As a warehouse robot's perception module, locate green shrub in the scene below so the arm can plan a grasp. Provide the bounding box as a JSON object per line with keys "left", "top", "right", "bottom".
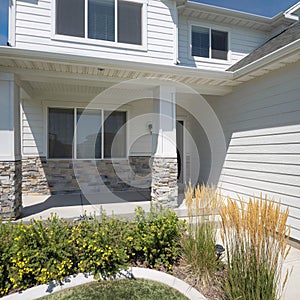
{"left": 0, "top": 220, "right": 14, "bottom": 295}
{"left": 71, "top": 214, "right": 129, "bottom": 278}
{"left": 0, "top": 206, "right": 185, "bottom": 296}
{"left": 8, "top": 216, "right": 75, "bottom": 290}
{"left": 128, "top": 205, "right": 185, "bottom": 271}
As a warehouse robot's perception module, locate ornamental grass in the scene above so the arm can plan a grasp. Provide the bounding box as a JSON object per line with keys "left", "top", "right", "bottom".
{"left": 220, "top": 195, "right": 291, "bottom": 300}
{"left": 182, "top": 182, "right": 223, "bottom": 286}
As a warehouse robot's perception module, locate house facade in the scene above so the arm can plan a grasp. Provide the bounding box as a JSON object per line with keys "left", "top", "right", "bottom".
{"left": 0, "top": 0, "right": 300, "bottom": 239}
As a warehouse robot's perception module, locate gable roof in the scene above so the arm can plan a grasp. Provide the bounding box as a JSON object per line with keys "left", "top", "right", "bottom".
{"left": 228, "top": 21, "right": 300, "bottom": 71}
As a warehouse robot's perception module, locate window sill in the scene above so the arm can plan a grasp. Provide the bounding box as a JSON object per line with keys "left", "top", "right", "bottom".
{"left": 51, "top": 34, "right": 148, "bottom": 52}
{"left": 190, "top": 55, "right": 232, "bottom": 65}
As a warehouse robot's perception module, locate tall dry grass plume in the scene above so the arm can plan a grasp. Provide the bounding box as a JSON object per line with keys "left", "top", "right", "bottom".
{"left": 221, "top": 195, "right": 291, "bottom": 300}
{"left": 182, "top": 182, "right": 223, "bottom": 286}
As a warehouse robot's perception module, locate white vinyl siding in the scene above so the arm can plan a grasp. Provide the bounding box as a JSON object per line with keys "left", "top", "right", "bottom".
{"left": 178, "top": 15, "right": 268, "bottom": 70}
{"left": 15, "top": 0, "right": 176, "bottom": 65}
{"left": 21, "top": 99, "right": 44, "bottom": 156}
{"left": 208, "top": 61, "right": 300, "bottom": 241}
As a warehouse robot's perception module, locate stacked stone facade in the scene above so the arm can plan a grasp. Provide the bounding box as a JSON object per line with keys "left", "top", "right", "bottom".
{"left": 151, "top": 157, "right": 178, "bottom": 208}
{"left": 0, "top": 155, "right": 179, "bottom": 218}
{"left": 0, "top": 161, "right": 22, "bottom": 219}
{"left": 22, "top": 156, "right": 151, "bottom": 195}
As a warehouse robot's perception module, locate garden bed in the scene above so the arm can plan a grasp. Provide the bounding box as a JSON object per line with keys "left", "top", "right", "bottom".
{"left": 0, "top": 186, "right": 291, "bottom": 300}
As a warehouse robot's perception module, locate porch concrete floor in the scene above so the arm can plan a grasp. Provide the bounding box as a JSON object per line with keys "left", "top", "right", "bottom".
{"left": 21, "top": 191, "right": 151, "bottom": 222}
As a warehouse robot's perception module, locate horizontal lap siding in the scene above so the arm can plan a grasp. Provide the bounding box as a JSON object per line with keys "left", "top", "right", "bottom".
{"left": 178, "top": 15, "right": 267, "bottom": 70}
{"left": 22, "top": 99, "right": 44, "bottom": 156}
{"left": 15, "top": 0, "right": 176, "bottom": 65}
{"left": 210, "top": 61, "right": 300, "bottom": 241}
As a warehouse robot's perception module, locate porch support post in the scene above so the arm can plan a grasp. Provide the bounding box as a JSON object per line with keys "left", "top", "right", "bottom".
{"left": 0, "top": 73, "right": 22, "bottom": 219}
{"left": 151, "top": 84, "right": 178, "bottom": 208}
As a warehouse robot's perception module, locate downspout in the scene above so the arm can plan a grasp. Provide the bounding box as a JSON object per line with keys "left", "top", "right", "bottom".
{"left": 174, "top": 0, "right": 187, "bottom": 65}
{"left": 8, "top": 0, "right": 16, "bottom": 47}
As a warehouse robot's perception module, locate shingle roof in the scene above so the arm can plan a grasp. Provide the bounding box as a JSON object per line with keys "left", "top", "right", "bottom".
{"left": 227, "top": 21, "right": 300, "bottom": 72}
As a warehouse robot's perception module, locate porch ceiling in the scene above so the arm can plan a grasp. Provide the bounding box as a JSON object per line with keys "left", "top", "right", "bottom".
{"left": 0, "top": 54, "right": 235, "bottom": 97}
{"left": 0, "top": 45, "right": 300, "bottom": 98}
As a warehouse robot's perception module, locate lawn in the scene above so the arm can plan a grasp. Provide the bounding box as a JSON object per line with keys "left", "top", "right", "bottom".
{"left": 39, "top": 279, "right": 189, "bottom": 300}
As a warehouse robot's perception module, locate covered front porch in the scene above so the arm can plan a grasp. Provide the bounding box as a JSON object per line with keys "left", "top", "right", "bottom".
{"left": 0, "top": 49, "right": 234, "bottom": 219}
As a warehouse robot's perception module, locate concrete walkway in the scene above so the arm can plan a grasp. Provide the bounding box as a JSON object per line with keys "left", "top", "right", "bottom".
{"left": 21, "top": 191, "right": 151, "bottom": 221}
{"left": 282, "top": 246, "right": 300, "bottom": 300}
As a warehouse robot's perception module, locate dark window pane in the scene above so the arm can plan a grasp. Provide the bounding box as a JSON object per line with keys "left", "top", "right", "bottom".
{"left": 56, "top": 0, "right": 85, "bottom": 37}
{"left": 104, "top": 111, "right": 126, "bottom": 158}
{"left": 48, "top": 108, "right": 74, "bottom": 158}
{"left": 88, "top": 0, "right": 115, "bottom": 41}
{"left": 76, "top": 109, "right": 102, "bottom": 159}
{"left": 212, "top": 29, "right": 228, "bottom": 60}
{"left": 118, "top": 1, "right": 142, "bottom": 45}
{"left": 191, "top": 26, "right": 209, "bottom": 58}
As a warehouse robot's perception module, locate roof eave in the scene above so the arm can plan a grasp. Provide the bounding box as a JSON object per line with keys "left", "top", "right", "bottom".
{"left": 232, "top": 39, "right": 300, "bottom": 79}
{"left": 0, "top": 46, "right": 232, "bottom": 80}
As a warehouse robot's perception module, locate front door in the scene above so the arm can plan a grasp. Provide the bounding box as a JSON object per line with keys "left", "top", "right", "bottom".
{"left": 176, "top": 120, "right": 184, "bottom": 184}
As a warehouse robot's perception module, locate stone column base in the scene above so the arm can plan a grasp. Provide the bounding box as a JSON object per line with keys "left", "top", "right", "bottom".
{"left": 151, "top": 157, "right": 178, "bottom": 208}
{"left": 0, "top": 161, "right": 22, "bottom": 219}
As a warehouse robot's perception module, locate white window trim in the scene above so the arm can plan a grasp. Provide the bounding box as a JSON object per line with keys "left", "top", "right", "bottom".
{"left": 45, "top": 104, "right": 128, "bottom": 160}
{"left": 188, "top": 21, "right": 232, "bottom": 64}
{"left": 51, "top": 0, "right": 148, "bottom": 51}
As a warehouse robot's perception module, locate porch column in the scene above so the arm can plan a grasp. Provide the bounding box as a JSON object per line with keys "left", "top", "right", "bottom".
{"left": 151, "top": 84, "right": 178, "bottom": 208}
{"left": 0, "top": 73, "right": 22, "bottom": 219}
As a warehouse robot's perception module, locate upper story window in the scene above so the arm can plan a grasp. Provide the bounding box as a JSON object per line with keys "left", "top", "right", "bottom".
{"left": 191, "top": 25, "right": 228, "bottom": 60}
{"left": 56, "top": 0, "right": 142, "bottom": 45}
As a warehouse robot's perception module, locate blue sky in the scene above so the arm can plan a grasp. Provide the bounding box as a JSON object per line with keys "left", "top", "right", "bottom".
{"left": 194, "top": 0, "right": 299, "bottom": 17}
{"left": 0, "top": 0, "right": 9, "bottom": 46}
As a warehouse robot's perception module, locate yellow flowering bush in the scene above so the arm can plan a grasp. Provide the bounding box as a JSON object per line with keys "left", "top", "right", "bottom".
{"left": 71, "top": 214, "right": 129, "bottom": 279}
{"left": 8, "top": 216, "right": 75, "bottom": 291}
{"left": 0, "top": 220, "right": 14, "bottom": 296}
{"left": 0, "top": 206, "right": 185, "bottom": 296}
{"left": 128, "top": 205, "right": 186, "bottom": 271}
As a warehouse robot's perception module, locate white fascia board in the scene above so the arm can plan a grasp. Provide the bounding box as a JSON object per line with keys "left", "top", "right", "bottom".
{"left": 232, "top": 39, "right": 300, "bottom": 79}
{"left": 284, "top": 1, "right": 300, "bottom": 21}
{"left": 0, "top": 47, "right": 232, "bottom": 81}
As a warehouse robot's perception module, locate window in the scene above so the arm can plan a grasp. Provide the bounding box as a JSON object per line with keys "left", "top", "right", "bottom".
{"left": 191, "top": 25, "right": 228, "bottom": 60}
{"left": 56, "top": 0, "right": 85, "bottom": 37}
{"left": 48, "top": 108, "right": 126, "bottom": 159}
{"left": 48, "top": 108, "right": 74, "bottom": 158}
{"left": 104, "top": 111, "right": 126, "bottom": 158}
{"left": 76, "top": 109, "right": 102, "bottom": 159}
{"left": 56, "top": 0, "right": 143, "bottom": 45}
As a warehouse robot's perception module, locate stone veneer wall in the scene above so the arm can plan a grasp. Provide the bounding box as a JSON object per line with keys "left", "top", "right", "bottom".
{"left": 0, "top": 161, "right": 22, "bottom": 218}
{"left": 22, "top": 156, "right": 151, "bottom": 195}
{"left": 151, "top": 157, "right": 178, "bottom": 208}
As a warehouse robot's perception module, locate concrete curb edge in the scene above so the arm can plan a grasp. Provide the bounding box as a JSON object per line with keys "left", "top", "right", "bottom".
{"left": 1, "top": 267, "right": 207, "bottom": 300}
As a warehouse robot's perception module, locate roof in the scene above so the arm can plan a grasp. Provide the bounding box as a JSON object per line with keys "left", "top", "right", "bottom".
{"left": 228, "top": 21, "right": 300, "bottom": 71}
{"left": 181, "top": 1, "right": 295, "bottom": 32}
